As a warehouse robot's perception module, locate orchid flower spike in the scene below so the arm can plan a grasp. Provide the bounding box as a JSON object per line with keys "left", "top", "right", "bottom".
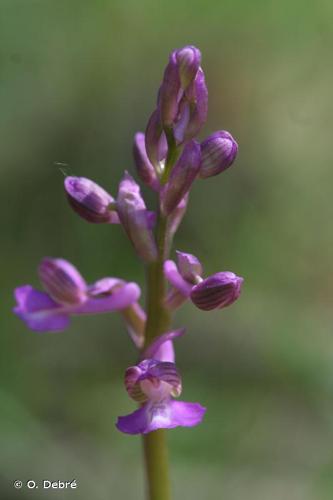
{"left": 116, "top": 329, "right": 205, "bottom": 434}
{"left": 164, "top": 251, "right": 244, "bottom": 311}
{"left": 13, "top": 258, "right": 141, "bottom": 333}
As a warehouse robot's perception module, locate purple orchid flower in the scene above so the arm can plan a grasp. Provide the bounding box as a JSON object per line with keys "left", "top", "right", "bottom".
{"left": 13, "top": 258, "right": 141, "bottom": 333}
{"left": 164, "top": 251, "right": 244, "bottom": 311}
{"left": 116, "top": 329, "right": 205, "bottom": 434}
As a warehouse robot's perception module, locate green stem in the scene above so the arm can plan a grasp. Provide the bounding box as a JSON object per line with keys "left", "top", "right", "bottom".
{"left": 142, "top": 134, "right": 180, "bottom": 500}
{"left": 142, "top": 213, "right": 172, "bottom": 500}
{"left": 143, "top": 429, "right": 171, "bottom": 500}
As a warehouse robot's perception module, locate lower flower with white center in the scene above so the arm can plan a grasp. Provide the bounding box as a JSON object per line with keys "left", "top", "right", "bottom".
{"left": 116, "top": 357, "right": 206, "bottom": 435}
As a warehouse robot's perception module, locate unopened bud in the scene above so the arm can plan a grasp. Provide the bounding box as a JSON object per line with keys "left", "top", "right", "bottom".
{"left": 190, "top": 272, "right": 243, "bottom": 311}
{"left": 64, "top": 176, "right": 119, "bottom": 223}
{"left": 199, "top": 131, "right": 238, "bottom": 179}
{"left": 161, "top": 140, "right": 201, "bottom": 215}
{"left": 176, "top": 45, "right": 201, "bottom": 89}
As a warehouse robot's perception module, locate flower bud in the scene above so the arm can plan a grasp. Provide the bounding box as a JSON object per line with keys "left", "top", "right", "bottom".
{"left": 64, "top": 176, "right": 119, "bottom": 224}
{"left": 190, "top": 272, "right": 243, "bottom": 311}
{"left": 199, "top": 131, "right": 238, "bottom": 179}
{"left": 161, "top": 140, "right": 201, "bottom": 215}
{"left": 38, "top": 258, "right": 87, "bottom": 306}
{"left": 117, "top": 172, "right": 158, "bottom": 262}
{"left": 176, "top": 251, "right": 203, "bottom": 283}
{"left": 159, "top": 53, "right": 181, "bottom": 127}
{"left": 182, "top": 68, "right": 208, "bottom": 141}
{"left": 145, "top": 109, "right": 168, "bottom": 168}
{"left": 175, "top": 45, "right": 201, "bottom": 89}
{"left": 133, "top": 132, "right": 160, "bottom": 191}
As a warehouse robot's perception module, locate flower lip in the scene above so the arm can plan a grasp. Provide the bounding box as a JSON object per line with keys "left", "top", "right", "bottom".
{"left": 64, "top": 176, "right": 119, "bottom": 223}
{"left": 116, "top": 398, "right": 206, "bottom": 435}
{"left": 190, "top": 271, "right": 244, "bottom": 311}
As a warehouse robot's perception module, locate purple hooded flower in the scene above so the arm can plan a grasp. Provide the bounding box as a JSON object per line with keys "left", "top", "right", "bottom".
{"left": 116, "top": 172, "right": 158, "bottom": 262}
{"left": 64, "top": 176, "right": 119, "bottom": 224}
{"left": 164, "top": 251, "right": 243, "bottom": 311}
{"left": 199, "top": 130, "right": 238, "bottom": 179}
{"left": 161, "top": 140, "right": 201, "bottom": 215}
{"left": 13, "top": 258, "right": 141, "bottom": 332}
{"left": 116, "top": 330, "right": 205, "bottom": 435}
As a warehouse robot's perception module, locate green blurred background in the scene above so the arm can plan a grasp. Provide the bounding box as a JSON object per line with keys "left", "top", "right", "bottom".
{"left": 1, "top": 0, "right": 333, "bottom": 498}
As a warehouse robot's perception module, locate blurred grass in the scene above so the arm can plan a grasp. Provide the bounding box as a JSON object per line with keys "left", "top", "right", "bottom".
{"left": 1, "top": 0, "right": 333, "bottom": 498}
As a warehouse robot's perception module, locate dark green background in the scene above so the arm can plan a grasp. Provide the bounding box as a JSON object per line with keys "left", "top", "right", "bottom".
{"left": 1, "top": 0, "right": 333, "bottom": 498}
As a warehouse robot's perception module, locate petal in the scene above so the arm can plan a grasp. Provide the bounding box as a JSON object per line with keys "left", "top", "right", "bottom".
{"left": 88, "top": 277, "right": 125, "bottom": 296}
{"left": 199, "top": 130, "right": 238, "bottom": 179}
{"left": 161, "top": 140, "right": 201, "bottom": 216}
{"left": 190, "top": 272, "right": 243, "bottom": 311}
{"left": 64, "top": 176, "right": 119, "bottom": 224}
{"left": 176, "top": 251, "right": 203, "bottom": 283}
{"left": 117, "top": 172, "right": 158, "bottom": 262}
{"left": 169, "top": 400, "right": 206, "bottom": 427}
{"left": 38, "top": 257, "right": 87, "bottom": 306}
{"left": 142, "top": 328, "right": 185, "bottom": 361}
{"left": 145, "top": 109, "right": 167, "bottom": 168}
{"left": 176, "top": 45, "right": 201, "bottom": 89}
{"left": 74, "top": 282, "right": 141, "bottom": 314}
{"left": 164, "top": 260, "right": 192, "bottom": 297}
{"left": 116, "top": 405, "right": 149, "bottom": 435}
{"left": 120, "top": 302, "right": 146, "bottom": 349}
{"left": 165, "top": 287, "right": 188, "bottom": 311}
{"left": 116, "top": 399, "right": 206, "bottom": 435}
{"left": 133, "top": 132, "right": 160, "bottom": 191}
{"left": 13, "top": 285, "right": 70, "bottom": 332}
{"left": 184, "top": 68, "right": 208, "bottom": 141}
{"left": 158, "top": 51, "right": 181, "bottom": 127}
{"left": 146, "top": 361, "right": 182, "bottom": 397}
